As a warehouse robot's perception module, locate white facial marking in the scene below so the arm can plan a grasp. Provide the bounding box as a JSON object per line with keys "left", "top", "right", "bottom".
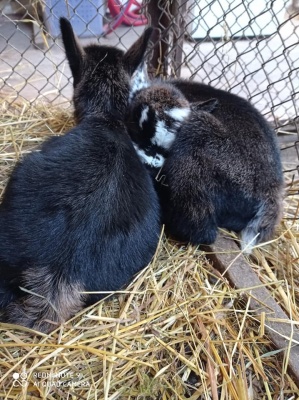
{"left": 165, "top": 107, "right": 190, "bottom": 121}
{"left": 133, "top": 144, "right": 154, "bottom": 165}
{"left": 152, "top": 153, "right": 165, "bottom": 168}
{"left": 129, "top": 64, "right": 150, "bottom": 101}
{"left": 133, "top": 143, "right": 165, "bottom": 168}
{"left": 139, "top": 106, "right": 149, "bottom": 128}
{"left": 151, "top": 120, "right": 176, "bottom": 150}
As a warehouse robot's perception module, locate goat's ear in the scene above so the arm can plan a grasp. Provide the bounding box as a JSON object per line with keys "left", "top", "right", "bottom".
{"left": 129, "top": 62, "right": 150, "bottom": 100}
{"left": 123, "top": 27, "right": 154, "bottom": 75}
{"left": 191, "top": 98, "right": 219, "bottom": 113}
{"left": 60, "top": 17, "right": 84, "bottom": 87}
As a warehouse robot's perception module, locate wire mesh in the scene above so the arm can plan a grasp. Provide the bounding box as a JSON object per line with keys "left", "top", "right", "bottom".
{"left": 0, "top": 0, "right": 298, "bottom": 175}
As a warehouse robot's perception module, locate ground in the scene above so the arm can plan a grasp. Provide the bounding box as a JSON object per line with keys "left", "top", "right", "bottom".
{"left": 0, "top": 11, "right": 298, "bottom": 175}
{"left": 0, "top": 8, "right": 299, "bottom": 398}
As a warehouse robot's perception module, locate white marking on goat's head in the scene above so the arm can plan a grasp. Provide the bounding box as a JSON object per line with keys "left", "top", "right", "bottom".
{"left": 139, "top": 105, "right": 149, "bottom": 128}
{"left": 151, "top": 120, "right": 176, "bottom": 150}
{"left": 129, "top": 63, "right": 150, "bottom": 102}
{"left": 152, "top": 153, "right": 165, "bottom": 168}
{"left": 133, "top": 142, "right": 165, "bottom": 168}
{"left": 165, "top": 107, "right": 191, "bottom": 122}
{"left": 133, "top": 143, "right": 153, "bottom": 165}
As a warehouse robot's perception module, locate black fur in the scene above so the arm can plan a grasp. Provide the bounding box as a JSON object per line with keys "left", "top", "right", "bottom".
{"left": 60, "top": 18, "right": 154, "bottom": 122}
{"left": 164, "top": 79, "right": 284, "bottom": 249}
{"left": 0, "top": 20, "right": 160, "bottom": 332}
{"left": 127, "top": 74, "right": 284, "bottom": 252}
{"left": 127, "top": 80, "right": 218, "bottom": 155}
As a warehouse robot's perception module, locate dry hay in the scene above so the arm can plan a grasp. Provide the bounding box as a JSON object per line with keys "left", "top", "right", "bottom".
{"left": 0, "top": 98, "right": 298, "bottom": 400}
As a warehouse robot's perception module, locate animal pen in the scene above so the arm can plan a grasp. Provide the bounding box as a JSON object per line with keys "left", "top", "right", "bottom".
{"left": 0, "top": 0, "right": 299, "bottom": 398}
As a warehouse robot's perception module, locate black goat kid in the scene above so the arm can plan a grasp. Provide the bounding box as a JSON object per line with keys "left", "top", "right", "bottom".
{"left": 0, "top": 20, "right": 160, "bottom": 332}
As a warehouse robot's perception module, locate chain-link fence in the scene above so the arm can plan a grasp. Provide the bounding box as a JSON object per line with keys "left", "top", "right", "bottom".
{"left": 0, "top": 0, "right": 299, "bottom": 175}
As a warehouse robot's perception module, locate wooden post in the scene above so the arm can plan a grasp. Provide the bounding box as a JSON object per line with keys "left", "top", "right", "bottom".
{"left": 145, "top": 0, "right": 187, "bottom": 78}
{"left": 203, "top": 234, "right": 299, "bottom": 387}
{"left": 146, "top": 0, "right": 171, "bottom": 78}
{"left": 170, "top": 0, "right": 187, "bottom": 77}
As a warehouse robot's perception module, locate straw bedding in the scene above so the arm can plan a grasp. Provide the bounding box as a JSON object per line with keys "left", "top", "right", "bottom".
{"left": 0, "top": 99, "right": 298, "bottom": 399}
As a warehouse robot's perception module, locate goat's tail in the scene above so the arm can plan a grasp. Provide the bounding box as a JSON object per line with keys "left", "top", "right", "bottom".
{"left": 240, "top": 189, "right": 284, "bottom": 254}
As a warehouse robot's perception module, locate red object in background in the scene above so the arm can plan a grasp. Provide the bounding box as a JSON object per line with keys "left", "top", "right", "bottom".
{"left": 104, "top": 0, "right": 147, "bottom": 35}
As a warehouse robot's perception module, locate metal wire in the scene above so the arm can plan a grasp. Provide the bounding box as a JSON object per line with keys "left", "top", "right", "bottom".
{"left": 0, "top": 0, "right": 298, "bottom": 173}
